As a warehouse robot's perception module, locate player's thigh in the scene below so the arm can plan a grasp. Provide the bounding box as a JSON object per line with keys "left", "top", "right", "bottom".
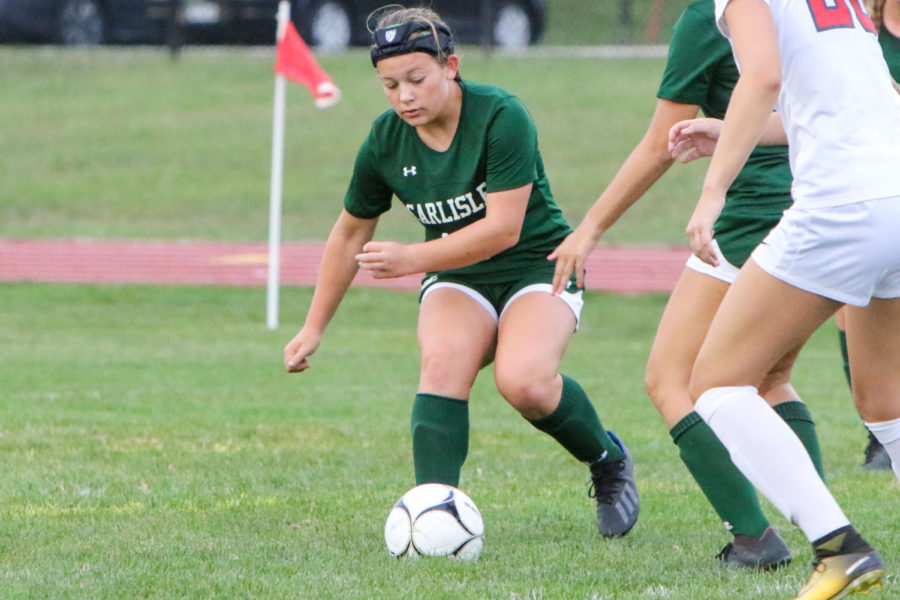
{"left": 417, "top": 287, "right": 497, "bottom": 395}
{"left": 689, "top": 259, "right": 840, "bottom": 398}
{"left": 646, "top": 267, "right": 729, "bottom": 425}
{"left": 844, "top": 298, "right": 900, "bottom": 421}
{"left": 494, "top": 290, "right": 575, "bottom": 384}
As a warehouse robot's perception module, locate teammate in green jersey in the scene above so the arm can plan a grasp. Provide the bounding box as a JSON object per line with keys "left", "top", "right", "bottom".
{"left": 549, "top": 0, "right": 826, "bottom": 569}
{"left": 283, "top": 5, "right": 639, "bottom": 538}
{"left": 871, "top": 0, "right": 900, "bottom": 80}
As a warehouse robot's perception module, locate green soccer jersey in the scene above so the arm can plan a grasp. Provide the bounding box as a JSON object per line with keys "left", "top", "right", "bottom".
{"left": 658, "top": 0, "right": 793, "bottom": 267}
{"left": 344, "top": 80, "right": 571, "bottom": 283}
{"left": 879, "top": 24, "right": 900, "bottom": 81}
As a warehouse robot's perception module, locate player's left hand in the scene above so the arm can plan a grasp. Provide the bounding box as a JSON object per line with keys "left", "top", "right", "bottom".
{"left": 668, "top": 118, "right": 722, "bottom": 164}
{"left": 356, "top": 241, "right": 415, "bottom": 278}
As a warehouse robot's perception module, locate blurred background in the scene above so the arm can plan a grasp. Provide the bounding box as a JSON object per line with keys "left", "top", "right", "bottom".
{"left": 0, "top": 0, "right": 693, "bottom": 49}
{"left": 0, "top": 1, "right": 705, "bottom": 248}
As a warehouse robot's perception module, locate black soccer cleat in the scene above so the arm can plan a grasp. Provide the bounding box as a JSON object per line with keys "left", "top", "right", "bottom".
{"left": 716, "top": 526, "right": 792, "bottom": 570}
{"left": 589, "top": 431, "right": 639, "bottom": 538}
{"left": 863, "top": 432, "right": 892, "bottom": 471}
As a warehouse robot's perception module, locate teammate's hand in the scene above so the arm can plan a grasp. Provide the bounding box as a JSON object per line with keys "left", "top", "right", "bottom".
{"left": 284, "top": 327, "right": 322, "bottom": 373}
{"left": 356, "top": 241, "right": 415, "bottom": 278}
{"left": 686, "top": 190, "right": 725, "bottom": 267}
{"left": 668, "top": 118, "right": 723, "bottom": 164}
{"left": 547, "top": 225, "right": 599, "bottom": 295}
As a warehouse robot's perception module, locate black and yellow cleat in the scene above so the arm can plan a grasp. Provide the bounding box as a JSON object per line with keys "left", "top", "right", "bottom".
{"left": 793, "top": 551, "right": 885, "bottom": 600}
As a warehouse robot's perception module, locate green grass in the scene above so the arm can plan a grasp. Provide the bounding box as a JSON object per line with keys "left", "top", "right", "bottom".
{"left": 0, "top": 46, "right": 706, "bottom": 246}
{"left": 1, "top": 283, "right": 897, "bottom": 599}
{"left": 544, "top": 0, "right": 695, "bottom": 45}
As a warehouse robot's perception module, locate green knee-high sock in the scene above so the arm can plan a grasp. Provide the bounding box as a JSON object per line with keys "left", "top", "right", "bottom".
{"left": 529, "top": 374, "right": 623, "bottom": 463}
{"left": 411, "top": 393, "right": 469, "bottom": 487}
{"left": 838, "top": 329, "right": 852, "bottom": 389}
{"left": 671, "top": 412, "right": 769, "bottom": 538}
{"left": 773, "top": 401, "right": 826, "bottom": 481}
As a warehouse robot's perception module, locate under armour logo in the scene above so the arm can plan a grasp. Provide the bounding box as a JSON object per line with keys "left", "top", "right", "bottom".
{"left": 403, "top": 165, "right": 417, "bottom": 177}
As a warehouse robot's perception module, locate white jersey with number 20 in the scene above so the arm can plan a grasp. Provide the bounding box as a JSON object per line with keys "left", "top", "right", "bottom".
{"left": 715, "top": 0, "right": 900, "bottom": 209}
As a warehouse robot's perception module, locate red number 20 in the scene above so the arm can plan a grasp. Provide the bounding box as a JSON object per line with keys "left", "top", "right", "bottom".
{"left": 806, "top": 0, "right": 877, "bottom": 33}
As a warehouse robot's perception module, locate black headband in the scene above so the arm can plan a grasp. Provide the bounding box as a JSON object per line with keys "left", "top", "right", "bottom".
{"left": 370, "top": 21, "right": 454, "bottom": 67}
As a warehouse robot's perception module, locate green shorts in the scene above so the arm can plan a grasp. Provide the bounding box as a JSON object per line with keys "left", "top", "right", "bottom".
{"left": 419, "top": 265, "right": 583, "bottom": 328}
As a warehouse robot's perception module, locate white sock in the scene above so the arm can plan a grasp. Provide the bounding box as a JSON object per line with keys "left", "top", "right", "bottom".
{"left": 865, "top": 417, "right": 900, "bottom": 481}
{"left": 695, "top": 386, "right": 850, "bottom": 542}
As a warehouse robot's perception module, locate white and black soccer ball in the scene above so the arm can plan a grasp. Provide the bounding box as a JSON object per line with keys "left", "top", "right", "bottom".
{"left": 384, "top": 483, "right": 484, "bottom": 560}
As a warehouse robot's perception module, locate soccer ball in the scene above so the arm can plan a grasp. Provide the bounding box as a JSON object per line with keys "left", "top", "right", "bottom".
{"left": 384, "top": 483, "right": 484, "bottom": 560}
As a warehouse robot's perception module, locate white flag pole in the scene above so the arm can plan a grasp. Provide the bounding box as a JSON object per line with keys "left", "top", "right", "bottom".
{"left": 267, "top": 0, "right": 291, "bottom": 330}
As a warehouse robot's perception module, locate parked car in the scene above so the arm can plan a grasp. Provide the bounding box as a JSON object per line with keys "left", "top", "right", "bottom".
{"left": 0, "top": 0, "right": 545, "bottom": 48}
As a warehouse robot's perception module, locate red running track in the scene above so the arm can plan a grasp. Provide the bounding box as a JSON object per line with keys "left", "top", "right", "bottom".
{"left": 0, "top": 239, "right": 689, "bottom": 294}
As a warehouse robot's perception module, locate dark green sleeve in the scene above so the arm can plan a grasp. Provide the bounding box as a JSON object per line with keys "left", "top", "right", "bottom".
{"left": 657, "top": 1, "right": 729, "bottom": 107}
{"left": 343, "top": 132, "right": 393, "bottom": 219}
{"left": 879, "top": 27, "right": 900, "bottom": 81}
{"left": 484, "top": 98, "right": 538, "bottom": 193}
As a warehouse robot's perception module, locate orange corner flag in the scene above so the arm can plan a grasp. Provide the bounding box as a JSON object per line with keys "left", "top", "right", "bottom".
{"left": 274, "top": 21, "right": 341, "bottom": 109}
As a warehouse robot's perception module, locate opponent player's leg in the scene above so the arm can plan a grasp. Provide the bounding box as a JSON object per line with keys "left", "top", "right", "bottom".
{"left": 493, "top": 289, "right": 638, "bottom": 537}
{"left": 691, "top": 260, "right": 844, "bottom": 533}
{"left": 845, "top": 297, "right": 900, "bottom": 481}
{"left": 691, "top": 261, "right": 883, "bottom": 596}
{"left": 836, "top": 306, "right": 892, "bottom": 469}
{"left": 413, "top": 286, "right": 497, "bottom": 487}
{"left": 759, "top": 345, "right": 826, "bottom": 480}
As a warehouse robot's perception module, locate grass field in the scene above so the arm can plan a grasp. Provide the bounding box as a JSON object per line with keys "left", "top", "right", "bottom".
{"left": 2, "top": 43, "right": 898, "bottom": 598}
{"left": 2, "top": 284, "right": 898, "bottom": 598}
{"left": 0, "top": 46, "right": 706, "bottom": 246}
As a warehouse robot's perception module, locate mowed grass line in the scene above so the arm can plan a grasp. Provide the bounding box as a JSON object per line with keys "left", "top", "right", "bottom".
{"left": 0, "top": 47, "right": 706, "bottom": 247}
{"left": 1, "top": 283, "right": 896, "bottom": 599}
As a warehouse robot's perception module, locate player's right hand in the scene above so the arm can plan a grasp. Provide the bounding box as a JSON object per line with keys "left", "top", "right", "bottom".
{"left": 284, "top": 327, "right": 322, "bottom": 373}
{"left": 547, "top": 225, "right": 599, "bottom": 295}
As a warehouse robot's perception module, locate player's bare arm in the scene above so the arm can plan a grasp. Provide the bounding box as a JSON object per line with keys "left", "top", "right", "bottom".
{"left": 285, "top": 210, "right": 378, "bottom": 372}
{"left": 355, "top": 184, "right": 530, "bottom": 278}
{"left": 548, "top": 99, "right": 700, "bottom": 294}
{"left": 688, "top": 0, "right": 781, "bottom": 265}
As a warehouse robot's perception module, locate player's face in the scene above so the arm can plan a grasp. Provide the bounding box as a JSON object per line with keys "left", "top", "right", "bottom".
{"left": 377, "top": 52, "right": 459, "bottom": 127}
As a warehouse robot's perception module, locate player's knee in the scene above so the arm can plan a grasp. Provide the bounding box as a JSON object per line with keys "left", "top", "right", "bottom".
{"left": 494, "top": 366, "right": 552, "bottom": 418}
{"left": 645, "top": 362, "right": 689, "bottom": 410}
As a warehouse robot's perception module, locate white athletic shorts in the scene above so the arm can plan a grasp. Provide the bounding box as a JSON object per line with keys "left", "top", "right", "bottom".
{"left": 751, "top": 196, "right": 900, "bottom": 306}
{"left": 686, "top": 239, "right": 741, "bottom": 284}
{"left": 421, "top": 282, "right": 584, "bottom": 330}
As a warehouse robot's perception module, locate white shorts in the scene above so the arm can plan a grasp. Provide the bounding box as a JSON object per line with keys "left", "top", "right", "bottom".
{"left": 686, "top": 239, "right": 741, "bottom": 284}
{"left": 421, "top": 282, "right": 584, "bottom": 330}
{"left": 751, "top": 197, "right": 900, "bottom": 306}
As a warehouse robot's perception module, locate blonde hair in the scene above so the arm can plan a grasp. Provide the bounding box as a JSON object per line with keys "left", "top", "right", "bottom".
{"left": 868, "top": 0, "right": 885, "bottom": 30}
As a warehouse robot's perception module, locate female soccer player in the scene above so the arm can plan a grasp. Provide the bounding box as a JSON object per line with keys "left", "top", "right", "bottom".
{"left": 668, "top": 0, "right": 900, "bottom": 596}
{"left": 835, "top": 0, "right": 900, "bottom": 470}
{"left": 283, "top": 6, "right": 639, "bottom": 538}
{"left": 549, "top": 0, "right": 823, "bottom": 569}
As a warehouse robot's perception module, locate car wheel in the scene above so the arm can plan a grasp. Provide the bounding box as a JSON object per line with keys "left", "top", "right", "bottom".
{"left": 492, "top": 1, "right": 533, "bottom": 49}
{"left": 57, "top": 0, "right": 104, "bottom": 45}
{"left": 309, "top": 1, "right": 351, "bottom": 50}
